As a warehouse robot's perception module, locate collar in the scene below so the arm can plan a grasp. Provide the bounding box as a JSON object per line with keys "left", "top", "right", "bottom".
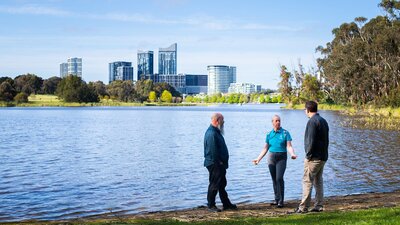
{"left": 271, "top": 127, "right": 283, "bottom": 133}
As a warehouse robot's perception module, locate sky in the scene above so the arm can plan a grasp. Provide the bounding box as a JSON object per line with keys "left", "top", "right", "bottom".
{"left": 0, "top": 0, "right": 384, "bottom": 89}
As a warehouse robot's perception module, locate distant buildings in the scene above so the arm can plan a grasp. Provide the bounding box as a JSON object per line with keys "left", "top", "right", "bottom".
{"left": 137, "top": 50, "right": 154, "bottom": 81}
{"left": 228, "top": 83, "right": 256, "bottom": 94}
{"left": 158, "top": 43, "right": 177, "bottom": 75}
{"left": 109, "top": 61, "right": 134, "bottom": 83}
{"left": 207, "top": 65, "right": 236, "bottom": 95}
{"left": 60, "top": 57, "right": 82, "bottom": 78}
{"left": 185, "top": 74, "right": 208, "bottom": 95}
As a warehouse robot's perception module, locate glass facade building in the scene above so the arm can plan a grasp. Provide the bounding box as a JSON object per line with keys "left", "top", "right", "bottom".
{"left": 185, "top": 74, "right": 208, "bottom": 94}
{"left": 228, "top": 83, "right": 256, "bottom": 94}
{"left": 109, "top": 61, "right": 133, "bottom": 83}
{"left": 158, "top": 43, "right": 177, "bottom": 75}
{"left": 137, "top": 51, "right": 154, "bottom": 80}
{"left": 59, "top": 63, "right": 68, "bottom": 78}
{"left": 60, "top": 58, "right": 82, "bottom": 78}
{"left": 207, "top": 65, "right": 236, "bottom": 94}
{"left": 67, "top": 57, "right": 82, "bottom": 77}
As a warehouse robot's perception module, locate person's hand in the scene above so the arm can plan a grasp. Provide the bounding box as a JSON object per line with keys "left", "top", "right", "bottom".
{"left": 252, "top": 159, "right": 259, "bottom": 165}
{"left": 291, "top": 154, "right": 297, "bottom": 160}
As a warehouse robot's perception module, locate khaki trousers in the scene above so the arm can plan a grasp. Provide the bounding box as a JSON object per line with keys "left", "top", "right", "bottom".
{"left": 299, "top": 159, "right": 326, "bottom": 210}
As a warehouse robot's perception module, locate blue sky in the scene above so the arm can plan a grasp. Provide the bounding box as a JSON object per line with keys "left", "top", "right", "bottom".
{"left": 0, "top": 0, "right": 383, "bottom": 89}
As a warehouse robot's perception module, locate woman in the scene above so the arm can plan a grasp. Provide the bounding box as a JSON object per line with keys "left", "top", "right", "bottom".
{"left": 253, "top": 115, "right": 297, "bottom": 208}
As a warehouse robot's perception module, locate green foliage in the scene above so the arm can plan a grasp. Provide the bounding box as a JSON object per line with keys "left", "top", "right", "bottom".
{"left": 56, "top": 75, "right": 99, "bottom": 103}
{"left": 160, "top": 90, "right": 172, "bottom": 103}
{"left": 14, "top": 92, "right": 29, "bottom": 103}
{"left": 42, "top": 76, "right": 61, "bottom": 95}
{"left": 88, "top": 81, "right": 107, "bottom": 98}
{"left": 0, "top": 81, "right": 17, "bottom": 102}
{"left": 106, "top": 80, "right": 137, "bottom": 102}
{"left": 317, "top": 1, "right": 400, "bottom": 107}
{"left": 300, "top": 74, "right": 323, "bottom": 102}
{"left": 278, "top": 65, "right": 293, "bottom": 103}
{"left": 13, "top": 73, "right": 43, "bottom": 95}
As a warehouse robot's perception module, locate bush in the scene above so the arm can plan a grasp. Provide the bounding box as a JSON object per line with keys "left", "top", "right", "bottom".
{"left": 14, "top": 92, "right": 29, "bottom": 103}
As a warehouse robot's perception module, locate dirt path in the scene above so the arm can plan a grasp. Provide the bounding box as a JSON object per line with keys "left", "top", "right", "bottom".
{"left": 86, "top": 190, "right": 400, "bottom": 222}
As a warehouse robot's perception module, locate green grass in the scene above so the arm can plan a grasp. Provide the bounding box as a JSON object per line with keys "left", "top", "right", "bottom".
{"left": 0, "top": 95, "right": 198, "bottom": 107}
{"left": 6, "top": 206, "right": 399, "bottom": 225}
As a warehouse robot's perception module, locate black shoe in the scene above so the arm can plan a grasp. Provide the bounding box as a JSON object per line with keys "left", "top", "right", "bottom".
{"left": 277, "top": 204, "right": 284, "bottom": 208}
{"left": 270, "top": 202, "right": 278, "bottom": 206}
{"left": 294, "top": 207, "right": 308, "bottom": 213}
{"left": 223, "top": 204, "right": 237, "bottom": 211}
{"left": 310, "top": 207, "right": 323, "bottom": 212}
{"left": 208, "top": 206, "right": 221, "bottom": 212}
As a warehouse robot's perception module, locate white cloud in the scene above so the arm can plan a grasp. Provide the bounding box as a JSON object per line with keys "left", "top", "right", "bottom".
{"left": 0, "top": 5, "right": 71, "bottom": 16}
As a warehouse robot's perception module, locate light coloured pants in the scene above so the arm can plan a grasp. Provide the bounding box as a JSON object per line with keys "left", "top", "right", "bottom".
{"left": 299, "top": 159, "right": 326, "bottom": 210}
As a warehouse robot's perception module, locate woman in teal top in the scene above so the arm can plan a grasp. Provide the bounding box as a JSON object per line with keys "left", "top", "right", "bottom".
{"left": 253, "top": 115, "right": 297, "bottom": 207}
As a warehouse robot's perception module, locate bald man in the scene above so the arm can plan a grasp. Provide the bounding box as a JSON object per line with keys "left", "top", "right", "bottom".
{"left": 204, "top": 113, "right": 237, "bottom": 212}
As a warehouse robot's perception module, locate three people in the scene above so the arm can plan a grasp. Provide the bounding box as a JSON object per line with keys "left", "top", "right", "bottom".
{"left": 204, "top": 100, "right": 329, "bottom": 213}
{"left": 253, "top": 115, "right": 297, "bottom": 208}
{"left": 204, "top": 113, "right": 237, "bottom": 212}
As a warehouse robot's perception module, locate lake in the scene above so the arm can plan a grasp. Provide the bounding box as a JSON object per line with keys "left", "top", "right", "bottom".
{"left": 0, "top": 104, "right": 399, "bottom": 222}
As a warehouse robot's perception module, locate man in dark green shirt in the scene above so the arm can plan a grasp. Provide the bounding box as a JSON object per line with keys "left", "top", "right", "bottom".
{"left": 204, "top": 113, "right": 237, "bottom": 212}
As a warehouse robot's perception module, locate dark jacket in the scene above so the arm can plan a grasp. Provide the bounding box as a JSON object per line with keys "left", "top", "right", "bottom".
{"left": 204, "top": 125, "right": 229, "bottom": 169}
{"left": 304, "top": 113, "right": 329, "bottom": 161}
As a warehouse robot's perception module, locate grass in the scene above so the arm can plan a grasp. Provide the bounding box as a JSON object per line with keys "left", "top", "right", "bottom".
{"left": 0, "top": 94, "right": 197, "bottom": 107}
{"left": 6, "top": 206, "right": 399, "bottom": 225}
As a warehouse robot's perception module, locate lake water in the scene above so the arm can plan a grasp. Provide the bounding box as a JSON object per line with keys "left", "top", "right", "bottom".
{"left": 0, "top": 104, "right": 399, "bottom": 222}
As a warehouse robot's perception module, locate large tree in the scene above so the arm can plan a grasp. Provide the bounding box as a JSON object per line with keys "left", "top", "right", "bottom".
{"left": 316, "top": 0, "right": 400, "bottom": 106}
{"left": 14, "top": 73, "right": 43, "bottom": 95}
{"left": 42, "top": 76, "right": 62, "bottom": 95}
{"left": 56, "top": 75, "right": 99, "bottom": 103}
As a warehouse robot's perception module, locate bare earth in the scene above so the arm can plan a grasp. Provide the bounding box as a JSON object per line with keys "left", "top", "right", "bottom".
{"left": 87, "top": 190, "right": 400, "bottom": 222}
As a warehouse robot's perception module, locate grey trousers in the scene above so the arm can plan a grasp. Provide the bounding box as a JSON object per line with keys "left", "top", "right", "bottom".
{"left": 267, "top": 152, "right": 287, "bottom": 205}
{"left": 299, "top": 159, "right": 326, "bottom": 210}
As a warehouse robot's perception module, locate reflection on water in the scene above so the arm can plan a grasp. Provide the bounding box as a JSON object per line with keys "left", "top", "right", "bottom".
{"left": 0, "top": 105, "right": 399, "bottom": 222}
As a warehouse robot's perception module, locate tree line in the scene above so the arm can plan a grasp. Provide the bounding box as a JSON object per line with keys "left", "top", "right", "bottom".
{"left": 279, "top": 0, "right": 400, "bottom": 107}
{"left": 0, "top": 74, "right": 181, "bottom": 103}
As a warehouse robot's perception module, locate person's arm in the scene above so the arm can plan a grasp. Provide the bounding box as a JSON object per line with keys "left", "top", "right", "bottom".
{"left": 252, "top": 143, "right": 269, "bottom": 165}
{"left": 287, "top": 141, "right": 297, "bottom": 159}
{"left": 305, "top": 120, "right": 317, "bottom": 158}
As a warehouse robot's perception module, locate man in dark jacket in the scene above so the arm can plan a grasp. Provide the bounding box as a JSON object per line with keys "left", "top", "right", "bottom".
{"left": 204, "top": 113, "right": 237, "bottom": 212}
{"left": 295, "top": 101, "right": 329, "bottom": 213}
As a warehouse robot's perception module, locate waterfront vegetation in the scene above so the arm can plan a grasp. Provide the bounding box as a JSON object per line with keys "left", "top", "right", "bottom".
{"left": 6, "top": 206, "right": 399, "bottom": 225}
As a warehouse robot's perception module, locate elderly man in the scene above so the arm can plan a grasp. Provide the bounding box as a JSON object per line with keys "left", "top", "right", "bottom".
{"left": 204, "top": 113, "right": 237, "bottom": 212}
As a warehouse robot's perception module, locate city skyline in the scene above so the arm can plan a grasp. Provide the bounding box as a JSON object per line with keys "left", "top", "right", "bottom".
{"left": 0, "top": 0, "right": 382, "bottom": 89}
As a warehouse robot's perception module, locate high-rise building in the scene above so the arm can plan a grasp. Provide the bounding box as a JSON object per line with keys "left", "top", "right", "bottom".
{"left": 207, "top": 65, "right": 236, "bottom": 94}
{"left": 158, "top": 43, "right": 177, "bottom": 75}
{"left": 109, "top": 61, "right": 133, "bottom": 83}
{"left": 67, "top": 57, "right": 82, "bottom": 77}
{"left": 137, "top": 50, "right": 154, "bottom": 80}
{"left": 59, "top": 57, "right": 82, "bottom": 78}
{"left": 59, "top": 63, "right": 68, "bottom": 78}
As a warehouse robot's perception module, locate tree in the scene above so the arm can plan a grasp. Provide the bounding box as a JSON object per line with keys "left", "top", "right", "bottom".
{"left": 88, "top": 81, "right": 107, "bottom": 98}
{"left": 56, "top": 75, "right": 99, "bottom": 103}
{"left": 148, "top": 91, "right": 157, "bottom": 102}
{"left": 106, "top": 80, "right": 136, "bottom": 102}
{"left": 300, "top": 74, "right": 322, "bottom": 102}
{"left": 0, "top": 82, "right": 17, "bottom": 102}
{"left": 316, "top": 1, "right": 400, "bottom": 106}
{"left": 42, "top": 76, "right": 61, "bottom": 94}
{"left": 135, "top": 79, "right": 154, "bottom": 102}
{"left": 160, "top": 90, "right": 172, "bottom": 103}
{"left": 278, "top": 65, "right": 293, "bottom": 104}
{"left": 14, "top": 73, "right": 43, "bottom": 95}
{"left": 14, "top": 92, "right": 29, "bottom": 103}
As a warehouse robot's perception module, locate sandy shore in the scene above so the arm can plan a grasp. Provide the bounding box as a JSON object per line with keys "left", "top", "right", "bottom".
{"left": 79, "top": 190, "right": 400, "bottom": 223}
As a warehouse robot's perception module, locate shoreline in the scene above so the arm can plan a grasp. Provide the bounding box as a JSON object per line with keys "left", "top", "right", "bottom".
{"left": 11, "top": 190, "right": 398, "bottom": 224}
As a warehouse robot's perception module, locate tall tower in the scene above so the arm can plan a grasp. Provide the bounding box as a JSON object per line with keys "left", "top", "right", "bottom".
{"left": 207, "top": 65, "right": 236, "bottom": 95}
{"left": 137, "top": 50, "right": 154, "bottom": 80}
{"left": 158, "top": 43, "right": 177, "bottom": 75}
{"left": 109, "top": 61, "right": 133, "bottom": 83}
{"left": 67, "top": 57, "right": 82, "bottom": 77}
